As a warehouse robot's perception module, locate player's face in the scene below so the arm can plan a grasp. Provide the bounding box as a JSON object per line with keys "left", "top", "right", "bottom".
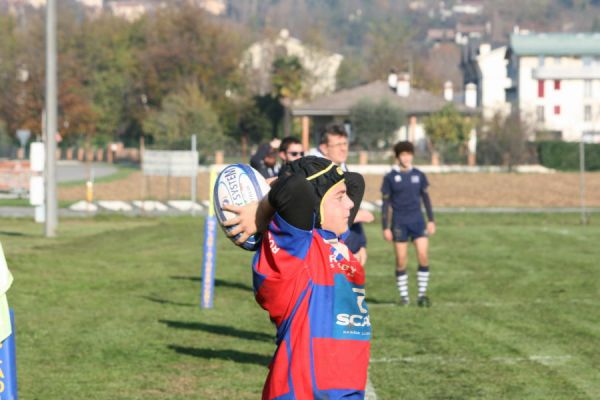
{"left": 321, "top": 182, "right": 354, "bottom": 235}
{"left": 398, "top": 151, "right": 413, "bottom": 169}
{"left": 281, "top": 143, "right": 304, "bottom": 163}
{"left": 320, "top": 134, "right": 348, "bottom": 165}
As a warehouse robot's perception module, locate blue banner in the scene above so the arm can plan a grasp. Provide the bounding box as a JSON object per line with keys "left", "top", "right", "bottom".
{"left": 0, "top": 310, "right": 17, "bottom": 399}
{"left": 200, "top": 216, "right": 218, "bottom": 308}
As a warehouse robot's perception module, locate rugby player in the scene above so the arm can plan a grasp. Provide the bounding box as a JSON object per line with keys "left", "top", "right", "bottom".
{"left": 381, "top": 141, "right": 436, "bottom": 307}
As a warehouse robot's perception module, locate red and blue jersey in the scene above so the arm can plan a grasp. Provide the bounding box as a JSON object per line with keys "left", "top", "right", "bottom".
{"left": 253, "top": 212, "right": 371, "bottom": 400}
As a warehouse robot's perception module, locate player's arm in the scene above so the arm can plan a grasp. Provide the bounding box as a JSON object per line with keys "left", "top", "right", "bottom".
{"left": 381, "top": 175, "right": 393, "bottom": 241}
{"left": 222, "top": 174, "right": 317, "bottom": 244}
{"left": 421, "top": 175, "right": 436, "bottom": 235}
{"left": 222, "top": 196, "right": 275, "bottom": 245}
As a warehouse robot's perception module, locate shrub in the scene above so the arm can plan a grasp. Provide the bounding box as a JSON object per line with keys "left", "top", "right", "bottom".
{"left": 537, "top": 141, "right": 600, "bottom": 171}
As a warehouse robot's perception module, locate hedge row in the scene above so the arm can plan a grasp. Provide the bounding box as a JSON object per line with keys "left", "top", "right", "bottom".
{"left": 537, "top": 141, "right": 600, "bottom": 171}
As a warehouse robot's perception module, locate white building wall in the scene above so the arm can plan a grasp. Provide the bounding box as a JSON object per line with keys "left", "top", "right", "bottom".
{"left": 476, "top": 46, "right": 510, "bottom": 119}
{"left": 518, "top": 55, "right": 600, "bottom": 142}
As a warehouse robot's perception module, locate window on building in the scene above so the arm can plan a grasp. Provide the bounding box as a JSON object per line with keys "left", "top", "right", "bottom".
{"left": 554, "top": 80, "right": 561, "bottom": 90}
{"left": 538, "top": 56, "right": 545, "bottom": 67}
{"left": 583, "top": 56, "right": 592, "bottom": 67}
{"left": 584, "top": 105, "right": 592, "bottom": 121}
{"left": 553, "top": 57, "right": 561, "bottom": 65}
{"left": 538, "top": 80, "right": 545, "bottom": 98}
{"left": 554, "top": 105, "right": 561, "bottom": 115}
{"left": 584, "top": 80, "right": 592, "bottom": 97}
{"left": 537, "top": 106, "right": 545, "bottom": 122}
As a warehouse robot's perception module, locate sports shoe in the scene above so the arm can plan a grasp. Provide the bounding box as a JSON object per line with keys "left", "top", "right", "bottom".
{"left": 417, "top": 296, "right": 431, "bottom": 308}
{"left": 399, "top": 296, "right": 410, "bottom": 306}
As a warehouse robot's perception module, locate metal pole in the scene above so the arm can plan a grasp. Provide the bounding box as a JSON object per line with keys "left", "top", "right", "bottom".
{"left": 579, "top": 135, "right": 587, "bottom": 225}
{"left": 191, "top": 134, "right": 197, "bottom": 216}
{"left": 45, "top": 0, "right": 58, "bottom": 237}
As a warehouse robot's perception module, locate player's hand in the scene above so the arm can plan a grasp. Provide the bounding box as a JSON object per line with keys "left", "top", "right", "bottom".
{"left": 354, "top": 247, "right": 368, "bottom": 265}
{"left": 383, "top": 229, "right": 393, "bottom": 242}
{"left": 427, "top": 221, "right": 436, "bottom": 236}
{"left": 222, "top": 202, "right": 259, "bottom": 245}
{"left": 354, "top": 209, "right": 375, "bottom": 224}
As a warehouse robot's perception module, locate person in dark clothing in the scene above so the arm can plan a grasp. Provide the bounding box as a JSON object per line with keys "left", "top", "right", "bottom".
{"left": 278, "top": 136, "right": 304, "bottom": 165}
{"left": 381, "top": 141, "right": 435, "bottom": 307}
{"left": 250, "top": 139, "right": 281, "bottom": 179}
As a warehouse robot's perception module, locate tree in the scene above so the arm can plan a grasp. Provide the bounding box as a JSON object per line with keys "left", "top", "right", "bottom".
{"left": 143, "top": 83, "right": 224, "bottom": 160}
{"left": 271, "top": 55, "right": 305, "bottom": 136}
{"left": 349, "top": 99, "right": 405, "bottom": 149}
{"left": 424, "top": 104, "right": 475, "bottom": 164}
{"left": 479, "top": 112, "right": 531, "bottom": 169}
{"left": 364, "top": 18, "right": 413, "bottom": 82}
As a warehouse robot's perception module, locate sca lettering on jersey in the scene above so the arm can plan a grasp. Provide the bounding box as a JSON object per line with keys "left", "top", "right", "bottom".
{"left": 333, "top": 275, "right": 371, "bottom": 340}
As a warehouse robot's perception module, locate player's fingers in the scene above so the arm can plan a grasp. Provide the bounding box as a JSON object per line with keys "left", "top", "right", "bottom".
{"left": 222, "top": 217, "right": 241, "bottom": 227}
{"left": 221, "top": 203, "right": 241, "bottom": 213}
{"left": 235, "top": 232, "right": 251, "bottom": 245}
{"left": 226, "top": 225, "right": 243, "bottom": 237}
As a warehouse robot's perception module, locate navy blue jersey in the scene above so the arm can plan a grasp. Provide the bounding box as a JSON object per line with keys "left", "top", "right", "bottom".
{"left": 381, "top": 166, "right": 433, "bottom": 227}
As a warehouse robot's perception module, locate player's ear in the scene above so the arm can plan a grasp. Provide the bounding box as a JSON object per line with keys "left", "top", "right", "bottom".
{"left": 318, "top": 143, "right": 328, "bottom": 156}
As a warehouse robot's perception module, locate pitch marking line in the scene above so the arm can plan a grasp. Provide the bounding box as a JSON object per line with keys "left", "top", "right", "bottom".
{"left": 371, "top": 354, "right": 572, "bottom": 366}
{"left": 365, "top": 372, "right": 377, "bottom": 400}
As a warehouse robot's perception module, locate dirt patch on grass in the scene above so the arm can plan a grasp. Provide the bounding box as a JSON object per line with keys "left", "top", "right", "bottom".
{"left": 59, "top": 171, "right": 600, "bottom": 208}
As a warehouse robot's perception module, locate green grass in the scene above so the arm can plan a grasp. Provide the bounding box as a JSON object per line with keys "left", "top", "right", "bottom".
{"left": 0, "top": 214, "right": 598, "bottom": 399}
{"left": 0, "top": 198, "right": 75, "bottom": 208}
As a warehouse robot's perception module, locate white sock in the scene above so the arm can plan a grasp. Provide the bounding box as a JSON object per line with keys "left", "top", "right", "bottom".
{"left": 417, "top": 266, "right": 430, "bottom": 297}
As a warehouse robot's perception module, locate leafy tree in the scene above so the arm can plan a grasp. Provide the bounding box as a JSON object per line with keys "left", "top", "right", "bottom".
{"left": 336, "top": 55, "right": 366, "bottom": 90}
{"left": 349, "top": 99, "right": 405, "bottom": 149}
{"left": 424, "top": 104, "right": 476, "bottom": 164}
{"left": 143, "top": 83, "right": 224, "bottom": 159}
{"left": 479, "top": 112, "right": 531, "bottom": 169}
{"left": 271, "top": 55, "right": 305, "bottom": 136}
{"left": 364, "top": 18, "right": 413, "bottom": 82}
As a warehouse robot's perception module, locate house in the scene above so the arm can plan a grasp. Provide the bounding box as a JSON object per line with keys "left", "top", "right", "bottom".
{"left": 506, "top": 32, "right": 600, "bottom": 142}
{"left": 461, "top": 41, "right": 511, "bottom": 119}
{"left": 291, "top": 73, "right": 477, "bottom": 162}
{"left": 240, "top": 29, "right": 344, "bottom": 99}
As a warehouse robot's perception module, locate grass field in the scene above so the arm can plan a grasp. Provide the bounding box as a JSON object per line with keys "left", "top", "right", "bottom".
{"left": 0, "top": 214, "right": 598, "bottom": 399}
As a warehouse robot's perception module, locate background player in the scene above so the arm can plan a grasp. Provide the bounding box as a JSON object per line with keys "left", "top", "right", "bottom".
{"left": 381, "top": 141, "right": 436, "bottom": 307}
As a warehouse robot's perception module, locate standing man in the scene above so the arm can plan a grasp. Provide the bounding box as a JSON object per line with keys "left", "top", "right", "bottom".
{"left": 381, "top": 141, "right": 435, "bottom": 307}
{"left": 314, "top": 124, "right": 373, "bottom": 265}
{"left": 278, "top": 136, "right": 304, "bottom": 165}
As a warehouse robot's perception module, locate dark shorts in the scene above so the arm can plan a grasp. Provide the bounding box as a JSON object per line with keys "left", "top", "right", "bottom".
{"left": 392, "top": 219, "right": 427, "bottom": 242}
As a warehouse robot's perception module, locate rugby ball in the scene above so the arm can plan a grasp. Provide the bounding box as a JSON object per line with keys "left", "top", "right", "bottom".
{"left": 213, "top": 164, "right": 271, "bottom": 251}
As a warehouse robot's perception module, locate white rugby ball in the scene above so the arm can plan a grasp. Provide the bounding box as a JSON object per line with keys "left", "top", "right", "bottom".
{"left": 213, "top": 164, "right": 271, "bottom": 251}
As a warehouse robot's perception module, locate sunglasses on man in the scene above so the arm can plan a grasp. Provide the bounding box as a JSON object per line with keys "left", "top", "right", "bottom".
{"left": 287, "top": 151, "right": 304, "bottom": 157}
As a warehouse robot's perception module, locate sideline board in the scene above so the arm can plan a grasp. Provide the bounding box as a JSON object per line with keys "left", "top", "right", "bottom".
{"left": 142, "top": 150, "right": 199, "bottom": 177}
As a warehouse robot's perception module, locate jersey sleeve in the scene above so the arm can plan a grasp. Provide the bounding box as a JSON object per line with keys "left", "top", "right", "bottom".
{"left": 420, "top": 172, "right": 434, "bottom": 222}
{"left": 381, "top": 174, "right": 392, "bottom": 230}
{"left": 253, "top": 175, "right": 315, "bottom": 284}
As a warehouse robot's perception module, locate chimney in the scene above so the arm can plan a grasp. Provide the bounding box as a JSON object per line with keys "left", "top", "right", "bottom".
{"left": 444, "top": 81, "right": 453, "bottom": 101}
{"left": 387, "top": 69, "right": 398, "bottom": 91}
{"left": 465, "top": 82, "right": 477, "bottom": 108}
{"left": 396, "top": 73, "right": 410, "bottom": 97}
